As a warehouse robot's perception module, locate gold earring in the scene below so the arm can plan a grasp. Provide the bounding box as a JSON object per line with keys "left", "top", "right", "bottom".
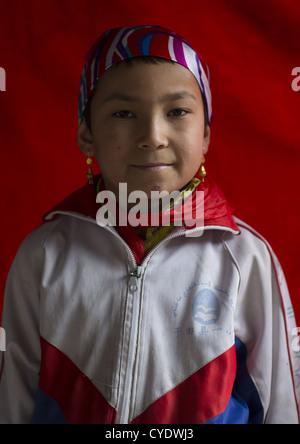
{"left": 199, "top": 154, "right": 206, "bottom": 182}
{"left": 86, "top": 153, "right": 94, "bottom": 184}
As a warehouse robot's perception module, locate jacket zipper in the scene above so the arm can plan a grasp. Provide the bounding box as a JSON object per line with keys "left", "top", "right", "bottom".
{"left": 117, "top": 265, "right": 143, "bottom": 424}
{"left": 128, "top": 266, "right": 142, "bottom": 292}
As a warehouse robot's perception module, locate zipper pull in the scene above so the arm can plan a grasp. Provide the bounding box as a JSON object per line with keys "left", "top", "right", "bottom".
{"left": 128, "top": 266, "right": 142, "bottom": 293}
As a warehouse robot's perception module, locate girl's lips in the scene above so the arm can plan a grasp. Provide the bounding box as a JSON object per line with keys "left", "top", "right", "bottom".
{"left": 131, "top": 164, "right": 172, "bottom": 171}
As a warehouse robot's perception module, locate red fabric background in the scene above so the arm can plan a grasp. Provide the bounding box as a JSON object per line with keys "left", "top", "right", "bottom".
{"left": 0, "top": 0, "right": 299, "bottom": 324}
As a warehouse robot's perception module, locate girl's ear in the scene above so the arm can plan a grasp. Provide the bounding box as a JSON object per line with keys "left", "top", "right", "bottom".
{"left": 77, "top": 117, "right": 95, "bottom": 156}
{"left": 203, "top": 124, "right": 210, "bottom": 155}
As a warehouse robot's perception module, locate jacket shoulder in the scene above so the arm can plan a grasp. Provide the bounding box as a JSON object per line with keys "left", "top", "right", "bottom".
{"left": 10, "top": 217, "right": 65, "bottom": 270}
{"left": 225, "top": 216, "right": 277, "bottom": 265}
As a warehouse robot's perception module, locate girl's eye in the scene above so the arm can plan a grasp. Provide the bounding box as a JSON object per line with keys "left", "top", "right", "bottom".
{"left": 113, "top": 110, "right": 134, "bottom": 119}
{"left": 168, "top": 108, "right": 188, "bottom": 117}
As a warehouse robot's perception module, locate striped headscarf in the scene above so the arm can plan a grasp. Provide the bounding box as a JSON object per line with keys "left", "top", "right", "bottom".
{"left": 78, "top": 25, "right": 212, "bottom": 124}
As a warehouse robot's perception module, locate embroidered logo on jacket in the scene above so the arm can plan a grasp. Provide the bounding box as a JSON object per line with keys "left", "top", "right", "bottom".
{"left": 172, "top": 281, "right": 235, "bottom": 341}
{"left": 192, "top": 289, "right": 220, "bottom": 325}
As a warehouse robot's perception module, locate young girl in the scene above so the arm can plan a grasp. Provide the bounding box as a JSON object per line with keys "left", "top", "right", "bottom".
{"left": 0, "top": 25, "right": 299, "bottom": 424}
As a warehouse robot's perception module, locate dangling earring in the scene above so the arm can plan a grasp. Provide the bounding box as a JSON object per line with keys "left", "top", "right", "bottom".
{"left": 86, "top": 152, "right": 94, "bottom": 184}
{"left": 199, "top": 154, "right": 207, "bottom": 182}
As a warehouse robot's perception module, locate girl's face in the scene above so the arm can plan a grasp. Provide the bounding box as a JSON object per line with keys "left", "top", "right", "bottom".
{"left": 78, "top": 60, "right": 210, "bottom": 199}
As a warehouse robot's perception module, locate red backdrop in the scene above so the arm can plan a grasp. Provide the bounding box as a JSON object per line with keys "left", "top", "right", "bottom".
{"left": 0, "top": 0, "right": 300, "bottom": 324}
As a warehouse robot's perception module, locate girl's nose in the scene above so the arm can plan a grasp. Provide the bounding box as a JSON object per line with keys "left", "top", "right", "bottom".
{"left": 137, "top": 116, "right": 169, "bottom": 150}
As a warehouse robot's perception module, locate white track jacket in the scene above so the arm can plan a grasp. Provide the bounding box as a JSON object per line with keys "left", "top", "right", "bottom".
{"left": 0, "top": 178, "right": 299, "bottom": 424}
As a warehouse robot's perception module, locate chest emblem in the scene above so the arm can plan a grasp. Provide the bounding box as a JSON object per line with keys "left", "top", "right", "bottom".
{"left": 192, "top": 289, "right": 220, "bottom": 325}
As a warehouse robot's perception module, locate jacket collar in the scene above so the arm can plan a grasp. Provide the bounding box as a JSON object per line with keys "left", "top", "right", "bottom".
{"left": 43, "top": 174, "right": 240, "bottom": 234}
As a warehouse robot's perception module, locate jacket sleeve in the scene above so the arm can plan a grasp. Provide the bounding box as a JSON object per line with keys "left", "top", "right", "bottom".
{"left": 0, "top": 222, "right": 56, "bottom": 424}
{"left": 226, "top": 221, "right": 300, "bottom": 424}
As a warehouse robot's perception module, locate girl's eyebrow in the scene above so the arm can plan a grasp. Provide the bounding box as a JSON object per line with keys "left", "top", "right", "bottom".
{"left": 103, "top": 93, "right": 138, "bottom": 103}
{"left": 162, "top": 91, "right": 197, "bottom": 102}
{"left": 102, "top": 91, "right": 197, "bottom": 103}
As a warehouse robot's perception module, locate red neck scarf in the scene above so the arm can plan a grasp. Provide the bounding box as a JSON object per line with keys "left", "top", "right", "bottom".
{"left": 44, "top": 175, "right": 239, "bottom": 265}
